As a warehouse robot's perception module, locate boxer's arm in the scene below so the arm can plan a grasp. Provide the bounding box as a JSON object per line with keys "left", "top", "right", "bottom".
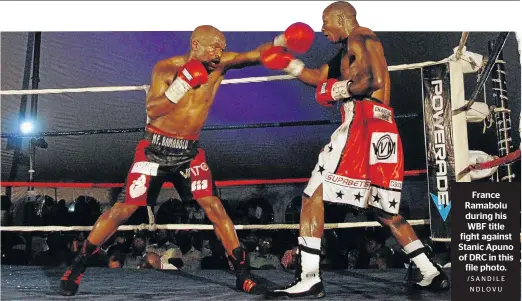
{"left": 223, "top": 42, "right": 274, "bottom": 70}
{"left": 295, "top": 64, "right": 329, "bottom": 87}
{"left": 347, "top": 36, "right": 386, "bottom": 95}
{"left": 146, "top": 61, "right": 180, "bottom": 120}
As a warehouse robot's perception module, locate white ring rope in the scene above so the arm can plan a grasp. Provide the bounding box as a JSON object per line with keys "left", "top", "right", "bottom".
{"left": 455, "top": 32, "right": 469, "bottom": 60}
{"left": 0, "top": 219, "right": 429, "bottom": 232}
{"left": 433, "top": 234, "right": 522, "bottom": 243}
{"left": 0, "top": 59, "right": 450, "bottom": 96}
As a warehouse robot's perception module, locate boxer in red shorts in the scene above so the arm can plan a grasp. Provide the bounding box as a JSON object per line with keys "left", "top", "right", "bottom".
{"left": 261, "top": 1, "right": 449, "bottom": 298}
{"left": 60, "top": 24, "right": 315, "bottom": 296}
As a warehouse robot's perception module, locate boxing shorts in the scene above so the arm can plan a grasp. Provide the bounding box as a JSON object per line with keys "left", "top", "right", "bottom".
{"left": 304, "top": 98, "right": 404, "bottom": 214}
{"left": 117, "top": 125, "right": 216, "bottom": 206}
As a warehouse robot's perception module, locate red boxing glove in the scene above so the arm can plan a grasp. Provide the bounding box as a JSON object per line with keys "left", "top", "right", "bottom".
{"left": 315, "top": 79, "right": 352, "bottom": 106}
{"left": 261, "top": 46, "right": 305, "bottom": 77}
{"left": 165, "top": 59, "right": 209, "bottom": 104}
{"left": 274, "top": 22, "right": 315, "bottom": 54}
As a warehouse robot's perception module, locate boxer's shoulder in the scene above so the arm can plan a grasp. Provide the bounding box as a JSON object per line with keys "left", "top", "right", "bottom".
{"left": 351, "top": 27, "right": 377, "bottom": 41}
{"left": 153, "top": 56, "right": 186, "bottom": 75}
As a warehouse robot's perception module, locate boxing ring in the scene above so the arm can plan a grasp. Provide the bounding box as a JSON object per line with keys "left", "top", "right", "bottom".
{"left": 1, "top": 265, "right": 451, "bottom": 301}
{"left": 0, "top": 32, "right": 520, "bottom": 300}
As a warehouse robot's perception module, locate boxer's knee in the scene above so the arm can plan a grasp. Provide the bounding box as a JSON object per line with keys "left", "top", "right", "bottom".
{"left": 197, "top": 196, "right": 227, "bottom": 222}
{"left": 303, "top": 184, "right": 323, "bottom": 207}
{"left": 371, "top": 207, "right": 404, "bottom": 228}
{"left": 107, "top": 203, "right": 139, "bottom": 223}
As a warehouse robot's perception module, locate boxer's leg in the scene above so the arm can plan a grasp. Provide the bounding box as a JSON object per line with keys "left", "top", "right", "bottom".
{"left": 187, "top": 149, "right": 264, "bottom": 294}
{"left": 366, "top": 102, "right": 448, "bottom": 290}
{"left": 372, "top": 209, "right": 449, "bottom": 290}
{"left": 60, "top": 145, "right": 164, "bottom": 296}
{"left": 196, "top": 195, "right": 240, "bottom": 255}
{"left": 268, "top": 181, "right": 326, "bottom": 298}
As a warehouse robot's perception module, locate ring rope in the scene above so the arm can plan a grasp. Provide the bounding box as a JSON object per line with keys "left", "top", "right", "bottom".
{"left": 0, "top": 169, "right": 428, "bottom": 189}
{"left": 0, "top": 59, "right": 450, "bottom": 96}
{"left": 457, "top": 149, "right": 521, "bottom": 179}
{"left": 455, "top": 32, "right": 510, "bottom": 113}
{"left": 0, "top": 219, "right": 429, "bottom": 232}
{"left": 455, "top": 32, "right": 470, "bottom": 60}
{"left": 0, "top": 115, "right": 419, "bottom": 139}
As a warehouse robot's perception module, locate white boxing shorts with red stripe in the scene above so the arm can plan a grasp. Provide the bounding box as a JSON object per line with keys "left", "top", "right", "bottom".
{"left": 116, "top": 125, "right": 216, "bottom": 206}
{"left": 303, "top": 98, "right": 404, "bottom": 214}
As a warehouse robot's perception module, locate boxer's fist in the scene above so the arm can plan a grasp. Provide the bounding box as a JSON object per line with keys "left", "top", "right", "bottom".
{"left": 261, "top": 46, "right": 304, "bottom": 77}
{"left": 178, "top": 59, "right": 209, "bottom": 87}
{"left": 165, "top": 60, "right": 208, "bottom": 104}
{"left": 315, "top": 79, "right": 352, "bottom": 106}
{"left": 274, "top": 22, "right": 315, "bottom": 54}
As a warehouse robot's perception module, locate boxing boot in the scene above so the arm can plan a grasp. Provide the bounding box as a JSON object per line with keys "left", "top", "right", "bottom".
{"left": 60, "top": 240, "right": 99, "bottom": 296}
{"left": 266, "top": 243, "right": 325, "bottom": 299}
{"left": 404, "top": 247, "right": 450, "bottom": 291}
{"left": 228, "top": 246, "right": 266, "bottom": 295}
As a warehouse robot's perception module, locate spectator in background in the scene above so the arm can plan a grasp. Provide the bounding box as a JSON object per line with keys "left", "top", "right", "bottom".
{"left": 248, "top": 235, "right": 282, "bottom": 270}
{"left": 122, "top": 232, "right": 148, "bottom": 269}
{"left": 1, "top": 195, "right": 11, "bottom": 226}
{"left": 51, "top": 199, "right": 70, "bottom": 226}
{"left": 174, "top": 230, "right": 202, "bottom": 270}
{"left": 156, "top": 198, "right": 187, "bottom": 225}
{"left": 106, "top": 244, "right": 126, "bottom": 268}
{"left": 143, "top": 229, "right": 181, "bottom": 270}
{"left": 201, "top": 237, "right": 230, "bottom": 270}
{"left": 245, "top": 197, "right": 274, "bottom": 225}
{"left": 36, "top": 195, "right": 56, "bottom": 226}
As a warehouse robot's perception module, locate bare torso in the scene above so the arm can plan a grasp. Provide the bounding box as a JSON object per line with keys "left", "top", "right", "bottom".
{"left": 340, "top": 27, "right": 391, "bottom": 105}
{"left": 147, "top": 54, "right": 237, "bottom": 136}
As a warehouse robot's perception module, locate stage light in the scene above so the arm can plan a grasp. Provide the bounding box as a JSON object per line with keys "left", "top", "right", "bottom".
{"left": 20, "top": 121, "right": 34, "bottom": 134}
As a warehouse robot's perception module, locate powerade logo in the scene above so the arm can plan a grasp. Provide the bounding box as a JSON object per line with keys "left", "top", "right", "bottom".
{"left": 430, "top": 79, "right": 451, "bottom": 221}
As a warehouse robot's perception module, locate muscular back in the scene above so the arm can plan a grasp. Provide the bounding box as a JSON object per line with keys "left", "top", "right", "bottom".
{"left": 340, "top": 27, "right": 391, "bottom": 105}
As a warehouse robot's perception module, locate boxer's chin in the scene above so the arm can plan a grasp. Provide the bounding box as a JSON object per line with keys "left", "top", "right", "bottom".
{"left": 204, "top": 61, "right": 218, "bottom": 72}
{"left": 202, "top": 64, "right": 213, "bottom": 73}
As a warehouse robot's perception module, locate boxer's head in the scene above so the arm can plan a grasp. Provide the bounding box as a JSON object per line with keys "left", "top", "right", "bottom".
{"left": 190, "top": 25, "right": 226, "bottom": 72}
{"left": 322, "top": 1, "right": 358, "bottom": 43}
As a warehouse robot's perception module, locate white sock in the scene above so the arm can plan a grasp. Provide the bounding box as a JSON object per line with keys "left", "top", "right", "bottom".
{"left": 298, "top": 236, "right": 321, "bottom": 250}
{"left": 404, "top": 240, "right": 438, "bottom": 277}
{"left": 297, "top": 236, "right": 321, "bottom": 280}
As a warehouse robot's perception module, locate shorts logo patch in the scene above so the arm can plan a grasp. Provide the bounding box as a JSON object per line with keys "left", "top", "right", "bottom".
{"left": 191, "top": 162, "right": 209, "bottom": 177}
{"left": 131, "top": 161, "right": 159, "bottom": 176}
{"left": 191, "top": 180, "right": 208, "bottom": 192}
{"left": 180, "top": 168, "right": 190, "bottom": 179}
{"left": 373, "top": 106, "right": 392, "bottom": 123}
{"left": 129, "top": 174, "right": 148, "bottom": 198}
{"left": 370, "top": 132, "right": 398, "bottom": 165}
{"left": 389, "top": 180, "right": 403, "bottom": 190}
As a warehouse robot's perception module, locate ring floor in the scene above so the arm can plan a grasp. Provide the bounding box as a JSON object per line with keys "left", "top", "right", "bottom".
{"left": 1, "top": 265, "right": 451, "bottom": 300}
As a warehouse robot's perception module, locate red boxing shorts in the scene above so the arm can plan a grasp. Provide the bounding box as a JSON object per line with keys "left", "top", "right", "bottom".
{"left": 304, "top": 98, "right": 404, "bottom": 214}
{"left": 117, "top": 125, "right": 216, "bottom": 206}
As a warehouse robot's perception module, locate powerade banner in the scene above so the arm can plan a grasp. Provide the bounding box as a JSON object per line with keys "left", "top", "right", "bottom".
{"left": 421, "top": 63, "right": 455, "bottom": 240}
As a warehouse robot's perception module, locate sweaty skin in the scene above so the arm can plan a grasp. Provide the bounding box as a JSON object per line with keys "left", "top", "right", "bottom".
{"left": 147, "top": 25, "right": 272, "bottom": 136}
{"left": 87, "top": 25, "right": 273, "bottom": 256}
{"left": 296, "top": 2, "right": 417, "bottom": 247}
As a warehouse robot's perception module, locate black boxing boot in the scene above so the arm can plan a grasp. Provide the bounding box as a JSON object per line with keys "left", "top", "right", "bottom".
{"left": 266, "top": 239, "right": 325, "bottom": 299}
{"left": 228, "top": 246, "right": 266, "bottom": 295}
{"left": 403, "top": 242, "right": 450, "bottom": 291}
{"left": 60, "top": 240, "right": 99, "bottom": 296}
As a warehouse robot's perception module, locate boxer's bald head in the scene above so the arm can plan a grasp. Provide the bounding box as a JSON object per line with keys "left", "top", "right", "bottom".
{"left": 322, "top": 1, "right": 359, "bottom": 43}
{"left": 191, "top": 25, "right": 226, "bottom": 46}
{"left": 324, "top": 1, "right": 357, "bottom": 19}
{"left": 190, "top": 25, "right": 226, "bottom": 71}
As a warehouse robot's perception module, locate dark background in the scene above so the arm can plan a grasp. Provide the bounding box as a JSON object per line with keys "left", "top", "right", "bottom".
{"left": 1, "top": 31, "right": 520, "bottom": 183}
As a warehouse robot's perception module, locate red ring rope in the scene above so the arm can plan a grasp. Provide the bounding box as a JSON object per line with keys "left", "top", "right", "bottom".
{"left": 0, "top": 169, "right": 427, "bottom": 189}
